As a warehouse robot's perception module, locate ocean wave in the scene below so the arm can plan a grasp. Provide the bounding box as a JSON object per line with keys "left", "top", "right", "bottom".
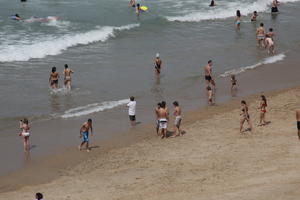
{"left": 166, "top": 0, "right": 300, "bottom": 22}
{"left": 0, "top": 24, "right": 139, "bottom": 62}
{"left": 61, "top": 99, "right": 129, "bottom": 118}
{"left": 219, "top": 53, "right": 286, "bottom": 77}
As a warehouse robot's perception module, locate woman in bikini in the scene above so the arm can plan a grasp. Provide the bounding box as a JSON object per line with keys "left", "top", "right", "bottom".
{"left": 258, "top": 95, "right": 267, "bottom": 126}
{"left": 19, "top": 118, "right": 30, "bottom": 152}
{"left": 63, "top": 64, "right": 74, "bottom": 90}
{"left": 240, "top": 100, "right": 252, "bottom": 133}
{"left": 49, "top": 66, "right": 59, "bottom": 89}
{"left": 235, "top": 10, "right": 241, "bottom": 29}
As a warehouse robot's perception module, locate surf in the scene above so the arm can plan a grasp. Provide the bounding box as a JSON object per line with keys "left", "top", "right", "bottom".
{"left": 166, "top": 0, "right": 300, "bottom": 22}
{"left": 60, "top": 99, "right": 129, "bottom": 118}
{"left": 219, "top": 53, "right": 286, "bottom": 77}
{"left": 0, "top": 24, "right": 139, "bottom": 63}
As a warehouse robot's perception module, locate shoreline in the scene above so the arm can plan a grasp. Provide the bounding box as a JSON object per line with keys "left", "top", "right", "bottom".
{"left": 1, "top": 83, "right": 300, "bottom": 196}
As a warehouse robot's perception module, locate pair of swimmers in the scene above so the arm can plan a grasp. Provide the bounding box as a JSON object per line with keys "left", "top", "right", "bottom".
{"left": 49, "top": 64, "right": 74, "bottom": 90}
{"left": 256, "top": 23, "right": 276, "bottom": 54}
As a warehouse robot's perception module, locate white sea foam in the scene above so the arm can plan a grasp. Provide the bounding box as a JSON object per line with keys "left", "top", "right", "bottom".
{"left": 220, "top": 53, "right": 286, "bottom": 77}
{"left": 166, "top": 0, "right": 300, "bottom": 22}
{"left": 61, "top": 99, "right": 129, "bottom": 118}
{"left": 0, "top": 24, "right": 139, "bottom": 62}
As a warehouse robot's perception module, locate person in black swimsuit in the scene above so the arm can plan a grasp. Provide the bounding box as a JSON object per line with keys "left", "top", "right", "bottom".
{"left": 154, "top": 53, "right": 162, "bottom": 76}
{"left": 271, "top": 0, "right": 279, "bottom": 13}
{"left": 296, "top": 110, "right": 300, "bottom": 140}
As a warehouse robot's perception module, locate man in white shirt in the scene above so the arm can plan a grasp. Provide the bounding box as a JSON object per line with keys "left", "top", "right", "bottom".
{"left": 127, "top": 96, "right": 136, "bottom": 126}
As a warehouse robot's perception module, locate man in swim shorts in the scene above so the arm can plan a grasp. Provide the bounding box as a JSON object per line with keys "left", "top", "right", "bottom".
{"left": 154, "top": 53, "right": 162, "bottom": 76}
{"left": 155, "top": 103, "right": 161, "bottom": 135}
{"left": 79, "top": 119, "right": 93, "bottom": 152}
{"left": 204, "top": 60, "right": 216, "bottom": 88}
{"left": 296, "top": 110, "right": 300, "bottom": 141}
{"left": 63, "top": 64, "right": 74, "bottom": 90}
{"left": 157, "top": 101, "right": 169, "bottom": 139}
{"left": 256, "top": 23, "right": 266, "bottom": 48}
{"left": 171, "top": 101, "right": 182, "bottom": 137}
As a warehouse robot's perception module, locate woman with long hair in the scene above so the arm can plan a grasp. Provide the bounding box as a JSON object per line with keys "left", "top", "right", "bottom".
{"left": 240, "top": 100, "right": 252, "bottom": 133}
{"left": 258, "top": 95, "right": 267, "bottom": 126}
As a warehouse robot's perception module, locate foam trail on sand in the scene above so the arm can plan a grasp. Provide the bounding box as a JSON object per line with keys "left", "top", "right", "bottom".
{"left": 0, "top": 24, "right": 139, "bottom": 62}
{"left": 61, "top": 99, "right": 129, "bottom": 118}
{"left": 220, "top": 53, "right": 286, "bottom": 77}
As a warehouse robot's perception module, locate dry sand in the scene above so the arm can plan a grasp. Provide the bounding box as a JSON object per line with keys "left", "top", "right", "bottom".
{"left": 1, "top": 86, "right": 300, "bottom": 200}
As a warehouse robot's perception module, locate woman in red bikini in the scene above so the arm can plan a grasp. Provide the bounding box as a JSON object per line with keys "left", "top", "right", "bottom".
{"left": 258, "top": 95, "right": 267, "bottom": 126}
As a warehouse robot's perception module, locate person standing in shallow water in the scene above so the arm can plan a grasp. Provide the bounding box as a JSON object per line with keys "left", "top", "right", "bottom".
{"left": 63, "top": 64, "right": 74, "bottom": 90}
{"left": 204, "top": 60, "right": 216, "bottom": 89}
{"left": 154, "top": 53, "right": 162, "bottom": 76}
{"left": 127, "top": 96, "right": 137, "bottom": 126}
{"left": 209, "top": 0, "right": 216, "bottom": 7}
{"left": 240, "top": 100, "right": 252, "bottom": 133}
{"left": 235, "top": 10, "right": 241, "bottom": 29}
{"left": 19, "top": 118, "right": 30, "bottom": 152}
{"left": 256, "top": 23, "right": 266, "bottom": 48}
{"left": 271, "top": 0, "right": 279, "bottom": 13}
{"left": 49, "top": 66, "right": 59, "bottom": 89}
{"left": 251, "top": 11, "right": 258, "bottom": 21}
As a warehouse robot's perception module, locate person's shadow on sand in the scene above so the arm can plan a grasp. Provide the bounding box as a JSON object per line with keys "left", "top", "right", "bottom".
{"left": 166, "top": 130, "right": 187, "bottom": 138}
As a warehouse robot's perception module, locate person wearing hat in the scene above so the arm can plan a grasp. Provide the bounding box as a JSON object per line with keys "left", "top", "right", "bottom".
{"left": 154, "top": 53, "right": 162, "bottom": 76}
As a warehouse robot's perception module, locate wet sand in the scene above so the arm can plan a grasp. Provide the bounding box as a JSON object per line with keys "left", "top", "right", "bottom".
{"left": 1, "top": 84, "right": 300, "bottom": 199}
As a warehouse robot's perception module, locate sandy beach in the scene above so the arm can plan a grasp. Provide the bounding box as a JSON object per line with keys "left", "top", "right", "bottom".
{"left": 1, "top": 85, "right": 300, "bottom": 200}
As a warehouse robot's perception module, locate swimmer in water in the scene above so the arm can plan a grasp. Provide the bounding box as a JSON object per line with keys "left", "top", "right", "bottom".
{"left": 63, "top": 64, "right": 74, "bottom": 90}
{"left": 154, "top": 53, "right": 162, "bottom": 76}
{"left": 251, "top": 11, "right": 258, "bottom": 21}
{"left": 136, "top": 3, "right": 141, "bottom": 16}
{"left": 256, "top": 23, "right": 266, "bottom": 48}
{"left": 209, "top": 0, "right": 216, "bottom": 7}
{"left": 235, "top": 10, "right": 241, "bottom": 28}
{"left": 129, "top": 0, "right": 136, "bottom": 7}
{"left": 11, "top": 14, "right": 22, "bottom": 20}
{"left": 49, "top": 66, "right": 59, "bottom": 89}
{"left": 265, "top": 35, "right": 275, "bottom": 54}
{"left": 266, "top": 28, "right": 275, "bottom": 40}
{"left": 271, "top": 0, "right": 279, "bottom": 13}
